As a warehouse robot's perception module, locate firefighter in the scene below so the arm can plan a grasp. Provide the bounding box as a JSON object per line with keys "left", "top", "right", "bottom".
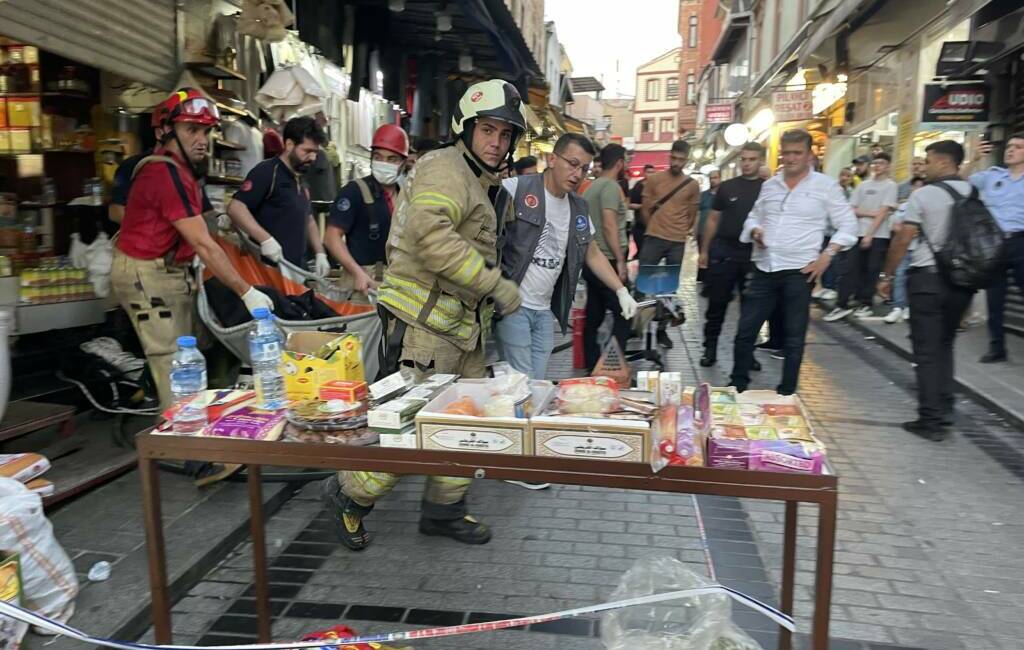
{"left": 111, "top": 88, "right": 274, "bottom": 409}
{"left": 321, "top": 80, "right": 526, "bottom": 550}
{"left": 324, "top": 124, "right": 410, "bottom": 300}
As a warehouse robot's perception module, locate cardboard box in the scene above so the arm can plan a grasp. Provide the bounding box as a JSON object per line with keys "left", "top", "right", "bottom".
{"left": 415, "top": 382, "right": 554, "bottom": 455}
{"left": 531, "top": 390, "right": 650, "bottom": 462}
{"left": 281, "top": 332, "right": 364, "bottom": 401}
{"left": 379, "top": 425, "right": 418, "bottom": 449}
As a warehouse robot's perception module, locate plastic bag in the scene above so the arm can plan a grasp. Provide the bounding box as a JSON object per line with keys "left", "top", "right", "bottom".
{"left": 558, "top": 376, "right": 620, "bottom": 416}
{"left": 0, "top": 478, "right": 78, "bottom": 631}
{"left": 601, "top": 557, "right": 763, "bottom": 650}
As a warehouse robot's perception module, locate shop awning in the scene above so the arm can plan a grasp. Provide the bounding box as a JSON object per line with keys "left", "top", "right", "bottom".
{"left": 521, "top": 103, "right": 544, "bottom": 136}
{"left": 796, "top": 0, "right": 861, "bottom": 68}
{"left": 711, "top": 11, "right": 752, "bottom": 64}
{"left": 628, "top": 151, "right": 670, "bottom": 171}
{"left": 562, "top": 114, "right": 588, "bottom": 135}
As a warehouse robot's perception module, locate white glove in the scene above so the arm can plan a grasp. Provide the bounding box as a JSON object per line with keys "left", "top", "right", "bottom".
{"left": 314, "top": 253, "right": 331, "bottom": 277}
{"left": 260, "top": 237, "right": 284, "bottom": 263}
{"left": 616, "top": 286, "right": 638, "bottom": 319}
{"left": 241, "top": 287, "right": 275, "bottom": 315}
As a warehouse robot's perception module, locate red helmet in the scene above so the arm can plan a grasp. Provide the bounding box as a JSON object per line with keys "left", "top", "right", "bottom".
{"left": 371, "top": 124, "right": 409, "bottom": 158}
{"left": 155, "top": 88, "right": 220, "bottom": 128}
{"left": 150, "top": 102, "right": 169, "bottom": 129}
{"left": 263, "top": 128, "right": 284, "bottom": 158}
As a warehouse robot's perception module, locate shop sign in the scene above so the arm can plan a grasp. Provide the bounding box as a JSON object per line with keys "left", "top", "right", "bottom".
{"left": 772, "top": 90, "right": 813, "bottom": 122}
{"left": 921, "top": 82, "right": 989, "bottom": 124}
{"left": 704, "top": 103, "right": 735, "bottom": 124}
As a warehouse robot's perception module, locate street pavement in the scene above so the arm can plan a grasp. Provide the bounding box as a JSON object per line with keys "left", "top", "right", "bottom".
{"left": 32, "top": 251, "right": 1024, "bottom": 650}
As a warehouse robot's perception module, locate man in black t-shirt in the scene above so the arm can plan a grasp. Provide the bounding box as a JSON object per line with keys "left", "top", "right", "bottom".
{"left": 628, "top": 164, "right": 655, "bottom": 254}
{"left": 698, "top": 142, "right": 766, "bottom": 367}
{"left": 227, "top": 117, "right": 329, "bottom": 274}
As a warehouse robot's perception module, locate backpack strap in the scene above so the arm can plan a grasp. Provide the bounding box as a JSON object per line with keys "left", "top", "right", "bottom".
{"left": 353, "top": 176, "right": 383, "bottom": 241}
{"left": 353, "top": 177, "right": 376, "bottom": 206}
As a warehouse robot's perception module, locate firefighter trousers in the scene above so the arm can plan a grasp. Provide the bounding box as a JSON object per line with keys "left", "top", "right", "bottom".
{"left": 110, "top": 250, "right": 196, "bottom": 410}
{"left": 340, "top": 321, "right": 487, "bottom": 520}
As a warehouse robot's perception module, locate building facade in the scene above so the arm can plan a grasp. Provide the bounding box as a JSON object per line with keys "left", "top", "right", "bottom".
{"left": 678, "top": 0, "right": 722, "bottom": 138}
{"left": 506, "top": 0, "right": 546, "bottom": 71}
{"left": 633, "top": 47, "right": 682, "bottom": 170}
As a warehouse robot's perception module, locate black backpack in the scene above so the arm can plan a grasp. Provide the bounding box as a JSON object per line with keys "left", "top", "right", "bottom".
{"left": 919, "top": 181, "right": 1005, "bottom": 290}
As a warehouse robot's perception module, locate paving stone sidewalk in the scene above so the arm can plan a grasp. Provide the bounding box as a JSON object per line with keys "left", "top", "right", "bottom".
{"left": 58, "top": 249, "right": 1024, "bottom": 650}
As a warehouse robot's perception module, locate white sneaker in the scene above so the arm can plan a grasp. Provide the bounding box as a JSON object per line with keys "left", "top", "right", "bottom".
{"left": 820, "top": 289, "right": 838, "bottom": 301}
{"left": 823, "top": 307, "right": 853, "bottom": 322}
{"left": 902, "top": 307, "right": 910, "bottom": 320}
{"left": 812, "top": 288, "right": 827, "bottom": 299}
{"left": 883, "top": 307, "right": 904, "bottom": 324}
{"left": 81, "top": 337, "right": 146, "bottom": 378}
{"left": 854, "top": 306, "right": 873, "bottom": 319}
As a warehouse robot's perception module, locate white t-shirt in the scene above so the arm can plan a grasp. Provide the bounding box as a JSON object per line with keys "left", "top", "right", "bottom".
{"left": 503, "top": 177, "right": 594, "bottom": 311}
{"left": 850, "top": 177, "right": 899, "bottom": 238}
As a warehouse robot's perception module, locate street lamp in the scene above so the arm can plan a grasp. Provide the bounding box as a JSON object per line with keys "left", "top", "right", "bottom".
{"left": 723, "top": 123, "right": 749, "bottom": 147}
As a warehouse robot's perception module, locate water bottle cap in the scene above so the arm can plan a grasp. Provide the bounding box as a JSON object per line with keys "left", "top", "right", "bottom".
{"left": 252, "top": 307, "right": 271, "bottom": 319}
{"left": 177, "top": 335, "right": 197, "bottom": 348}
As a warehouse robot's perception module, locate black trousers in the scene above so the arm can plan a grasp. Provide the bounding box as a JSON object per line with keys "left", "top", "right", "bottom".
{"left": 703, "top": 239, "right": 751, "bottom": 349}
{"left": 837, "top": 237, "right": 890, "bottom": 308}
{"left": 583, "top": 263, "right": 631, "bottom": 372}
{"left": 907, "top": 268, "right": 974, "bottom": 426}
{"left": 730, "top": 269, "right": 813, "bottom": 395}
{"left": 985, "top": 233, "right": 1024, "bottom": 354}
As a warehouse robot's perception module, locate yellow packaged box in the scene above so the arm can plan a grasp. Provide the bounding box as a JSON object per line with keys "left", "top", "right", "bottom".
{"left": 281, "top": 332, "right": 364, "bottom": 400}
{"left": 416, "top": 381, "right": 555, "bottom": 455}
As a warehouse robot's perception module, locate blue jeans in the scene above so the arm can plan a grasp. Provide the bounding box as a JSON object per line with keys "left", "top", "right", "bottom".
{"left": 892, "top": 252, "right": 912, "bottom": 309}
{"left": 494, "top": 306, "right": 555, "bottom": 380}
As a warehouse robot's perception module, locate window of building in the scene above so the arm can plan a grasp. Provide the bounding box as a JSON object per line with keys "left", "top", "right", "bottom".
{"left": 686, "top": 74, "right": 696, "bottom": 104}
{"left": 660, "top": 117, "right": 674, "bottom": 134}
{"left": 666, "top": 77, "right": 679, "bottom": 100}
{"left": 689, "top": 15, "right": 698, "bottom": 48}
{"left": 641, "top": 118, "right": 654, "bottom": 134}
{"left": 646, "top": 79, "right": 660, "bottom": 101}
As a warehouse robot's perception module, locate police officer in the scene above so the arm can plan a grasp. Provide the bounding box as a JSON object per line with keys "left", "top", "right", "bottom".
{"left": 227, "top": 116, "right": 330, "bottom": 276}
{"left": 321, "top": 80, "right": 525, "bottom": 551}
{"left": 970, "top": 134, "right": 1024, "bottom": 363}
{"left": 324, "top": 124, "right": 409, "bottom": 297}
{"left": 111, "top": 89, "right": 274, "bottom": 409}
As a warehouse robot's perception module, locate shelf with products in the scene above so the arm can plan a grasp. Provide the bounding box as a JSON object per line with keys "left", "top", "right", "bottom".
{"left": 206, "top": 174, "right": 245, "bottom": 186}
{"left": 212, "top": 137, "right": 246, "bottom": 151}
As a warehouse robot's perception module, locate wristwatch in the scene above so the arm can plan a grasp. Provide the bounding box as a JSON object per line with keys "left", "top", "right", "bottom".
{"left": 878, "top": 272, "right": 892, "bottom": 281}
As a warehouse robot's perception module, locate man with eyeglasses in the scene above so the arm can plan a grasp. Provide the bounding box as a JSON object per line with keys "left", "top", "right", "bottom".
{"left": 497, "top": 134, "right": 637, "bottom": 382}
{"left": 639, "top": 139, "right": 700, "bottom": 349}
{"left": 969, "top": 134, "right": 1024, "bottom": 363}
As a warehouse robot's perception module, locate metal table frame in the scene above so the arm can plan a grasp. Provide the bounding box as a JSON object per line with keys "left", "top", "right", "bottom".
{"left": 137, "top": 433, "right": 838, "bottom": 650}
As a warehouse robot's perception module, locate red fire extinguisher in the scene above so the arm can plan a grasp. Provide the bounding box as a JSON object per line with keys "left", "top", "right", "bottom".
{"left": 571, "top": 306, "right": 586, "bottom": 369}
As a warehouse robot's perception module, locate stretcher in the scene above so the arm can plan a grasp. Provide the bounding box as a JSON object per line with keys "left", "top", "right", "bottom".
{"left": 196, "top": 234, "right": 382, "bottom": 379}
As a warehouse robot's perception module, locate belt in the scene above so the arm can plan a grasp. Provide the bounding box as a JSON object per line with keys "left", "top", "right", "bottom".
{"left": 907, "top": 265, "right": 938, "bottom": 276}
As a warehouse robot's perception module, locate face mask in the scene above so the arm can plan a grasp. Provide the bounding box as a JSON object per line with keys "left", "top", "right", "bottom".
{"left": 372, "top": 160, "right": 402, "bottom": 186}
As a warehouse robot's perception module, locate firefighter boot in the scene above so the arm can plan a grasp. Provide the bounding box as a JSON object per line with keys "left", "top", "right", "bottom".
{"left": 321, "top": 474, "right": 373, "bottom": 551}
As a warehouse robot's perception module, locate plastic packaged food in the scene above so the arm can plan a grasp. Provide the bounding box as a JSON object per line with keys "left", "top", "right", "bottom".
{"left": 442, "top": 395, "right": 483, "bottom": 417}
{"left": 207, "top": 407, "right": 286, "bottom": 440}
{"left": 557, "top": 376, "right": 620, "bottom": 415}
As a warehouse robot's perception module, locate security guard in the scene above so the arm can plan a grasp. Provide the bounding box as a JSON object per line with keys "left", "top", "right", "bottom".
{"left": 227, "top": 116, "right": 330, "bottom": 276}
{"left": 321, "top": 80, "right": 526, "bottom": 550}
{"left": 111, "top": 88, "right": 274, "bottom": 408}
{"left": 324, "top": 124, "right": 410, "bottom": 298}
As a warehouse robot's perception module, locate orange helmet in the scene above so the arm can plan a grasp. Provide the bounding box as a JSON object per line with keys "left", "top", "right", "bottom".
{"left": 371, "top": 124, "right": 409, "bottom": 158}
{"left": 155, "top": 88, "right": 220, "bottom": 128}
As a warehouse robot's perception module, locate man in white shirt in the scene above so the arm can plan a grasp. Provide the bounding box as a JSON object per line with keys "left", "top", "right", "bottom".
{"left": 730, "top": 129, "right": 858, "bottom": 395}
{"left": 825, "top": 152, "right": 899, "bottom": 321}
{"left": 496, "top": 134, "right": 637, "bottom": 381}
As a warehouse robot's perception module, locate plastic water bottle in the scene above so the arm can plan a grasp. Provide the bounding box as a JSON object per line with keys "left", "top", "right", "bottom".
{"left": 249, "top": 308, "right": 287, "bottom": 410}
{"left": 170, "top": 336, "right": 207, "bottom": 434}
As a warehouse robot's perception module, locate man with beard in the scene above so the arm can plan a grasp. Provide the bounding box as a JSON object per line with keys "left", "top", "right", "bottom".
{"left": 228, "top": 116, "right": 331, "bottom": 276}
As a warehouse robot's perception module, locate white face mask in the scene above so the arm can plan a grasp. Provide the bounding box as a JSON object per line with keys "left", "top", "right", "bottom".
{"left": 371, "top": 161, "right": 402, "bottom": 186}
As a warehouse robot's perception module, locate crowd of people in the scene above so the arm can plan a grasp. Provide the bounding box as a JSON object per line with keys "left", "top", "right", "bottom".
{"left": 107, "top": 78, "right": 1022, "bottom": 547}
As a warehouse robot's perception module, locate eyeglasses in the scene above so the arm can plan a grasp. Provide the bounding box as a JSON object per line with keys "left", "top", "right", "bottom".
{"left": 554, "top": 152, "right": 591, "bottom": 174}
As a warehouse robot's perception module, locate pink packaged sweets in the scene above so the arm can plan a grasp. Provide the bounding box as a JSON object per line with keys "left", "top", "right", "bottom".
{"left": 208, "top": 407, "right": 286, "bottom": 440}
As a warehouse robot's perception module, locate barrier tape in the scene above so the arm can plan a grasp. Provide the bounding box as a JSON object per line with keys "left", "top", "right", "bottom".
{"left": 0, "top": 584, "right": 794, "bottom": 649}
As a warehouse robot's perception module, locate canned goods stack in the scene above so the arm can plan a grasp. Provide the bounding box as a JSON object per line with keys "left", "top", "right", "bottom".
{"left": 18, "top": 258, "right": 94, "bottom": 304}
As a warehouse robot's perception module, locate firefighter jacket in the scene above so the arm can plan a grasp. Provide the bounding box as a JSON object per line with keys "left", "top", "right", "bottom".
{"left": 378, "top": 140, "right": 512, "bottom": 351}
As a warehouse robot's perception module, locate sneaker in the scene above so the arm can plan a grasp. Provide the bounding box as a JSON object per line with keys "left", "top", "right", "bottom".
{"left": 883, "top": 307, "right": 904, "bottom": 324}
{"left": 770, "top": 350, "right": 785, "bottom": 360}
{"left": 81, "top": 337, "right": 146, "bottom": 379}
{"left": 321, "top": 475, "right": 373, "bottom": 550}
{"left": 811, "top": 288, "right": 827, "bottom": 299}
{"left": 503, "top": 480, "right": 551, "bottom": 490}
{"left": 902, "top": 420, "right": 949, "bottom": 442}
{"left": 419, "top": 515, "right": 492, "bottom": 545}
{"left": 823, "top": 307, "right": 853, "bottom": 322}
{"left": 854, "top": 306, "right": 873, "bottom": 319}
{"left": 656, "top": 330, "right": 674, "bottom": 349}
{"left": 902, "top": 307, "right": 910, "bottom": 321}
{"left": 820, "top": 289, "right": 838, "bottom": 301}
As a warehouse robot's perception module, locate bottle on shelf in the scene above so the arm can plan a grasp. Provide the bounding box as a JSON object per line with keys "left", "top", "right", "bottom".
{"left": 170, "top": 336, "right": 208, "bottom": 434}
{"left": 248, "top": 308, "right": 287, "bottom": 410}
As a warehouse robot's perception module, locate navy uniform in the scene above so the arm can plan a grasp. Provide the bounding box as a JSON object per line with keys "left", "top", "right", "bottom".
{"left": 231, "top": 157, "right": 313, "bottom": 266}
{"left": 328, "top": 174, "right": 396, "bottom": 286}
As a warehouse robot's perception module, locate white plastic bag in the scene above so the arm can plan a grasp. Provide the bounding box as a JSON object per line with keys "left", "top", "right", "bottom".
{"left": 601, "top": 557, "right": 763, "bottom": 650}
{"left": 0, "top": 478, "right": 78, "bottom": 630}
